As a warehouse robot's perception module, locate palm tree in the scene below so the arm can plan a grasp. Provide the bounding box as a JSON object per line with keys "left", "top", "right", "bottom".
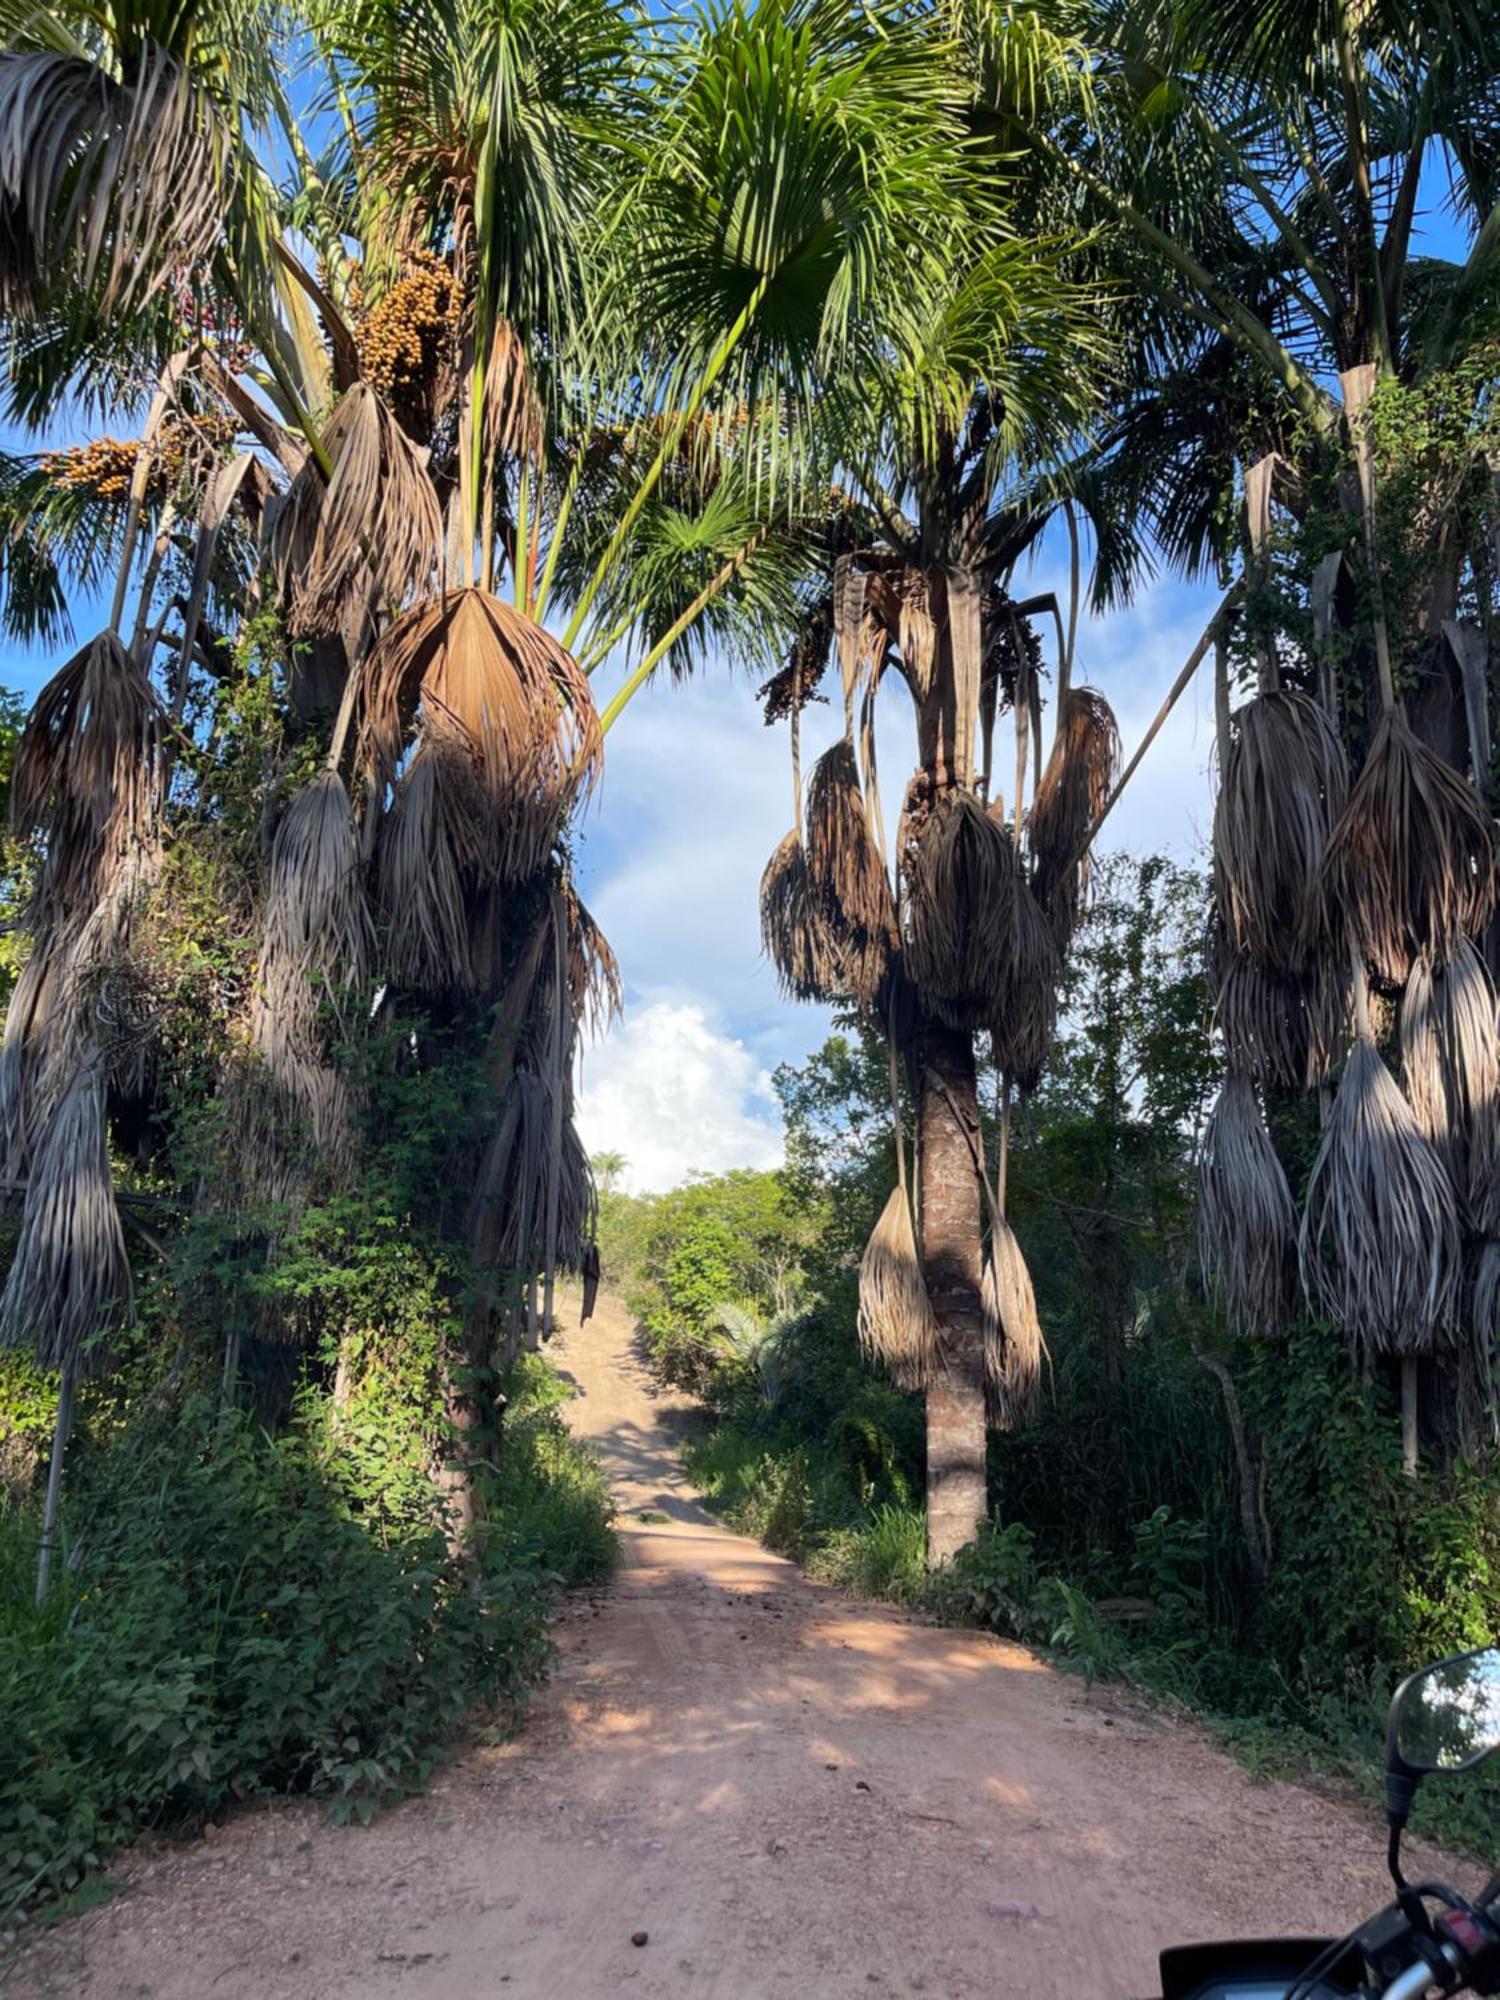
{"left": 590, "top": 1150, "right": 627, "bottom": 1196}
{"left": 973, "top": 0, "right": 1500, "bottom": 1464}
{"left": 0, "top": 0, "right": 1016, "bottom": 1572}
{"left": 758, "top": 220, "right": 1109, "bottom": 1559}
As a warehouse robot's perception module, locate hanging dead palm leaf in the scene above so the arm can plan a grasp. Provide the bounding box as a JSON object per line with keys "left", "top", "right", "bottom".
{"left": 262, "top": 770, "right": 371, "bottom": 1007}
{"left": 482, "top": 319, "right": 543, "bottom": 463}
{"left": 832, "top": 554, "right": 870, "bottom": 729}
{"left": 858, "top": 1181, "right": 939, "bottom": 1390}
{"left": 13, "top": 630, "right": 162, "bottom": 916}
{"left": 760, "top": 829, "right": 841, "bottom": 1002}
{"left": 1299, "top": 1031, "right": 1461, "bottom": 1356}
{"left": 1214, "top": 952, "right": 1310, "bottom": 1089}
{"left": 1473, "top": 1242, "right": 1500, "bottom": 1437}
{"left": 0, "top": 44, "right": 231, "bottom": 319}
{"left": 1213, "top": 691, "right": 1348, "bottom": 976}
{"left": 1198, "top": 1074, "right": 1295, "bottom": 1338}
{"left": 376, "top": 747, "right": 473, "bottom": 993}
{"left": 0, "top": 1058, "right": 130, "bottom": 1375}
{"left": 1400, "top": 943, "right": 1500, "bottom": 1233}
{"left": 469, "top": 1069, "right": 548, "bottom": 1274}
{"left": 893, "top": 568, "right": 941, "bottom": 704}
{"left": 804, "top": 739, "right": 895, "bottom": 1007}
{"left": 982, "top": 1217, "right": 1043, "bottom": 1429}
{"left": 1323, "top": 710, "right": 1497, "bottom": 985}
{"left": 562, "top": 884, "right": 622, "bottom": 1039}
{"left": 903, "top": 790, "right": 1012, "bottom": 1011}
{"left": 358, "top": 587, "right": 601, "bottom": 887}
{"left": 905, "top": 791, "right": 1058, "bottom": 1044}
{"left": 1029, "top": 687, "right": 1120, "bottom": 944}
{"left": 271, "top": 382, "right": 441, "bottom": 643}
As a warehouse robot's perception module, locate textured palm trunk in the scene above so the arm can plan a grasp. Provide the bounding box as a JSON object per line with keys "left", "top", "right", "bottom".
{"left": 918, "top": 1015, "right": 987, "bottom": 1565}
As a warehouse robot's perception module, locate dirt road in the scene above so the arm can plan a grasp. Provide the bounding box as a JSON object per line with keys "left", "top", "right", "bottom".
{"left": 14, "top": 1292, "right": 1466, "bottom": 1999}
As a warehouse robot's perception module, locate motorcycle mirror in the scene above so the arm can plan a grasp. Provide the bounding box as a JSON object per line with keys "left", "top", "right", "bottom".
{"left": 1385, "top": 1646, "right": 1500, "bottom": 1889}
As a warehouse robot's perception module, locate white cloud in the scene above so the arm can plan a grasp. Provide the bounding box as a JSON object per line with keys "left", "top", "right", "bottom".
{"left": 576, "top": 999, "right": 783, "bottom": 1194}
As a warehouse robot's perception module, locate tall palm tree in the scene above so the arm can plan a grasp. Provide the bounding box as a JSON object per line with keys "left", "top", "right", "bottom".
{"left": 0, "top": 0, "right": 1015, "bottom": 1568}
{"left": 973, "top": 0, "right": 1500, "bottom": 1463}
{"left": 758, "top": 225, "right": 1108, "bottom": 1560}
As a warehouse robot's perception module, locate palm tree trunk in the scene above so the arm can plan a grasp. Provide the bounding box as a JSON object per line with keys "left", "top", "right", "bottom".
{"left": 918, "top": 1016, "right": 987, "bottom": 1564}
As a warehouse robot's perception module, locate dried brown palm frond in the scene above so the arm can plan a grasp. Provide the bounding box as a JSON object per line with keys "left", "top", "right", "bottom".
{"left": 376, "top": 747, "right": 473, "bottom": 993}
{"left": 0, "top": 1059, "right": 130, "bottom": 1375}
{"left": 945, "top": 566, "right": 983, "bottom": 790}
{"left": 806, "top": 740, "right": 895, "bottom": 939}
{"left": 262, "top": 771, "right": 371, "bottom": 1006}
{"left": 227, "top": 1056, "right": 353, "bottom": 1210}
{"left": 894, "top": 568, "right": 942, "bottom": 704}
{"left": 358, "top": 587, "right": 601, "bottom": 887}
{"left": 274, "top": 1044, "right": 356, "bottom": 1173}
{"left": 580, "top": 1240, "right": 602, "bottom": 1323}
{"left": 469, "top": 1070, "right": 548, "bottom": 1274}
{"left": 270, "top": 382, "right": 441, "bottom": 642}
{"left": 0, "top": 861, "right": 165, "bottom": 1181}
{"left": 555, "top": 1117, "right": 597, "bottom": 1276}
{"left": 905, "top": 792, "right": 1059, "bottom": 1042}
{"left": 0, "top": 44, "right": 231, "bottom": 318}
{"left": 903, "top": 790, "right": 1013, "bottom": 1012}
{"left": 759, "top": 829, "right": 842, "bottom": 1003}
{"left": 857, "top": 1181, "right": 939, "bottom": 1391}
{"left": 1303, "top": 931, "right": 1352, "bottom": 1087}
{"left": 1473, "top": 1243, "right": 1500, "bottom": 1439}
{"left": 1213, "top": 690, "right": 1348, "bottom": 975}
{"left": 482, "top": 319, "right": 543, "bottom": 463}
{"left": 1214, "top": 953, "right": 1309, "bottom": 1089}
{"left": 0, "top": 941, "right": 61, "bottom": 1177}
{"left": 832, "top": 555, "right": 869, "bottom": 729}
{"left": 1400, "top": 944, "right": 1500, "bottom": 1232}
{"left": 987, "top": 876, "right": 1062, "bottom": 1090}
{"left": 1198, "top": 1074, "right": 1295, "bottom": 1339}
{"left": 563, "top": 886, "right": 621, "bottom": 1039}
{"left": 983, "top": 1217, "right": 1044, "bottom": 1429}
{"left": 1323, "top": 710, "right": 1497, "bottom": 985}
{"left": 13, "top": 631, "right": 162, "bottom": 915}
{"left": 1299, "top": 1032, "right": 1461, "bottom": 1356}
{"left": 805, "top": 740, "right": 896, "bottom": 1007}
{"left": 1028, "top": 688, "right": 1120, "bottom": 944}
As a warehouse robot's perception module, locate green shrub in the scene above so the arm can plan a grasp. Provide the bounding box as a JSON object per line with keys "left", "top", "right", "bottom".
{"left": 492, "top": 1363, "right": 616, "bottom": 1587}
{"left": 0, "top": 1373, "right": 613, "bottom": 1926}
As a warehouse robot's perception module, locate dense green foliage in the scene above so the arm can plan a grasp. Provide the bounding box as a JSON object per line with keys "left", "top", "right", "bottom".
{"left": 0, "top": 719, "right": 616, "bottom": 1919}
{"left": 0, "top": 1340, "right": 611, "bottom": 1925}
{"left": 610, "top": 857, "right": 1500, "bottom": 1848}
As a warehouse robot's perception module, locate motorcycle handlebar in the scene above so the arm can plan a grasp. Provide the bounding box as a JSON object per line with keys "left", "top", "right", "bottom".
{"left": 1384, "top": 1959, "right": 1444, "bottom": 2000}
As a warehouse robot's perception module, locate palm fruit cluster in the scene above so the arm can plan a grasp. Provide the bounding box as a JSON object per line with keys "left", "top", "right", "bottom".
{"left": 356, "top": 253, "right": 457, "bottom": 438}
{"left": 41, "top": 414, "right": 237, "bottom": 502}
{"left": 40, "top": 437, "right": 142, "bottom": 497}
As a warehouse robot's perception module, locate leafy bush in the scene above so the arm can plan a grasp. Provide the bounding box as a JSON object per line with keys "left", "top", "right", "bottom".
{"left": 601, "top": 1171, "right": 816, "bottom": 1400}
{"left": 0, "top": 1371, "right": 612, "bottom": 1925}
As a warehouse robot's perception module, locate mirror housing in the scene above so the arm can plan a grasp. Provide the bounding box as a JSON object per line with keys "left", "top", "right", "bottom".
{"left": 1385, "top": 1646, "right": 1500, "bottom": 1890}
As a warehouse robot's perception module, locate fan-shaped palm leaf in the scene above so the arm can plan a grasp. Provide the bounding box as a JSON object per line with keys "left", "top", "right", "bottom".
{"left": 358, "top": 586, "right": 601, "bottom": 886}
{"left": 270, "top": 380, "right": 441, "bottom": 641}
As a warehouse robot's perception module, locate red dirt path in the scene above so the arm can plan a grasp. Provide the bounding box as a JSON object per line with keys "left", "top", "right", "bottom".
{"left": 10, "top": 1289, "right": 1470, "bottom": 1998}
